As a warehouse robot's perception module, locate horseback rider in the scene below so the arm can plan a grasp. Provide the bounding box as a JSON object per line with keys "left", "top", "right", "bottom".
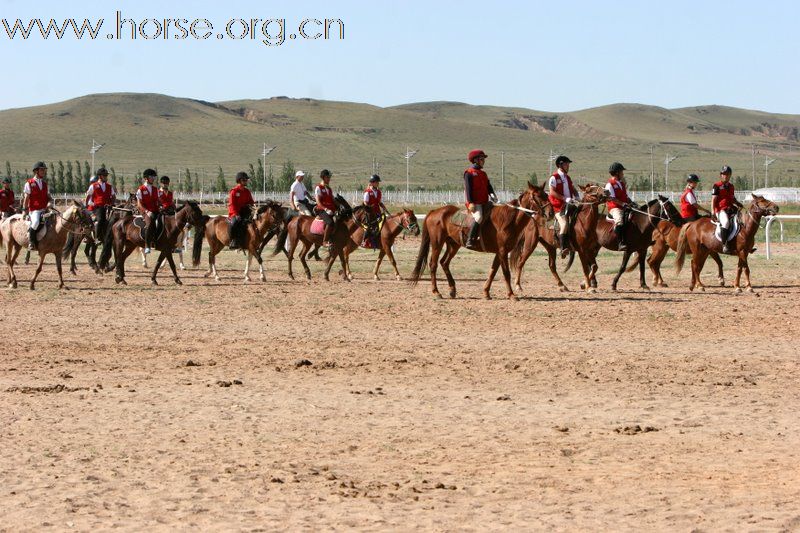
{"left": 548, "top": 155, "right": 580, "bottom": 258}
{"left": 364, "top": 174, "right": 387, "bottom": 219}
{"left": 158, "top": 175, "right": 176, "bottom": 215}
{"left": 22, "top": 161, "right": 53, "bottom": 250}
{"left": 137, "top": 168, "right": 161, "bottom": 254}
{"left": 680, "top": 174, "right": 712, "bottom": 223}
{"left": 1, "top": 176, "right": 15, "bottom": 217}
{"left": 314, "top": 169, "right": 339, "bottom": 247}
{"left": 464, "top": 149, "right": 497, "bottom": 250}
{"left": 290, "top": 170, "right": 314, "bottom": 216}
{"left": 712, "top": 165, "right": 744, "bottom": 253}
{"left": 228, "top": 171, "right": 255, "bottom": 250}
{"left": 85, "top": 167, "right": 116, "bottom": 239}
{"left": 605, "top": 162, "right": 633, "bottom": 251}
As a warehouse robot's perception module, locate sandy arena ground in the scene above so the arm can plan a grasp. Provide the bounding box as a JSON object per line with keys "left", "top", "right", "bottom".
{"left": 2, "top": 237, "right": 799, "bottom": 531}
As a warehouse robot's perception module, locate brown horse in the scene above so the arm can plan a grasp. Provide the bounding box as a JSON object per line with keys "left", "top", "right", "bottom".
{"left": 271, "top": 197, "right": 353, "bottom": 281}
{"left": 510, "top": 183, "right": 573, "bottom": 293}
{"left": 112, "top": 201, "right": 205, "bottom": 285}
{"left": 342, "top": 208, "right": 420, "bottom": 280}
{"left": 675, "top": 195, "right": 778, "bottom": 293}
{"left": 626, "top": 219, "right": 725, "bottom": 287}
{"left": 557, "top": 184, "right": 610, "bottom": 293}
{"left": 409, "top": 188, "right": 542, "bottom": 300}
{"left": 1, "top": 203, "right": 93, "bottom": 289}
{"left": 197, "top": 201, "right": 284, "bottom": 282}
{"left": 580, "top": 195, "right": 683, "bottom": 291}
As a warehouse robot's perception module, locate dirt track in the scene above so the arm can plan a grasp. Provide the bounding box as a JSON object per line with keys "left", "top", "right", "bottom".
{"left": 2, "top": 240, "right": 799, "bottom": 530}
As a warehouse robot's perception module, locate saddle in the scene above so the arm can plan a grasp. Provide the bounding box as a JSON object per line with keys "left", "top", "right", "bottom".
{"left": 133, "top": 214, "right": 166, "bottom": 243}
{"left": 713, "top": 214, "right": 741, "bottom": 243}
{"left": 12, "top": 212, "right": 54, "bottom": 241}
{"left": 360, "top": 213, "right": 384, "bottom": 249}
{"left": 310, "top": 217, "right": 326, "bottom": 236}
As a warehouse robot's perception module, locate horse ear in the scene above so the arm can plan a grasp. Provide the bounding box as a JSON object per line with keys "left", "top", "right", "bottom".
{"left": 541, "top": 180, "right": 547, "bottom": 191}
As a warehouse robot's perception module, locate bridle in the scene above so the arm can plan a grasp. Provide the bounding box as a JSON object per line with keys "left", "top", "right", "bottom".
{"left": 51, "top": 207, "right": 93, "bottom": 236}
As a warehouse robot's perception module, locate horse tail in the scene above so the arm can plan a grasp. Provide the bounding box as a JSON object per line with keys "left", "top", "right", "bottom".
{"left": 272, "top": 226, "right": 289, "bottom": 256}
{"left": 192, "top": 216, "right": 208, "bottom": 267}
{"left": 625, "top": 251, "right": 640, "bottom": 273}
{"left": 563, "top": 249, "right": 575, "bottom": 272}
{"left": 675, "top": 224, "right": 690, "bottom": 275}
{"left": 409, "top": 219, "right": 431, "bottom": 286}
{"left": 509, "top": 234, "right": 525, "bottom": 271}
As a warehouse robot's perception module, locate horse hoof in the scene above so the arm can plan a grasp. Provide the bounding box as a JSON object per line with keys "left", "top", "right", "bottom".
{"left": 373, "top": 275, "right": 380, "bottom": 281}
{"left": 151, "top": 280, "right": 158, "bottom": 286}
{"left": 735, "top": 287, "right": 742, "bottom": 293}
{"left": 29, "top": 284, "right": 35, "bottom": 291}
{"left": 203, "top": 272, "right": 211, "bottom": 278}
{"left": 484, "top": 293, "right": 492, "bottom": 300}
{"left": 214, "top": 276, "right": 221, "bottom": 282}
{"left": 260, "top": 276, "right": 266, "bottom": 282}
{"left": 396, "top": 275, "right": 402, "bottom": 281}
{"left": 587, "top": 287, "right": 597, "bottom": 294}
{"left": 175, "top": 279, "right": 183, "bottom": 286}
{"left": 559, "top": 286, "right": 569, "bottom": 293}
{"left": 641, "top": 285, "right": 651, "bottom": 291}
{"left": 433, "top": 291, "right": 443, "bottom": 299}
{"left": 509, "top": 294, "right": 518, "bottom": 301}
{"left": 579, "top": 282, "right": 587, "bottom": 290}
{"left": 719, "top": 280, "right": 726, "bottom": 287}
{"left": 746, "top": 287, "right": 754, "bottom": 293}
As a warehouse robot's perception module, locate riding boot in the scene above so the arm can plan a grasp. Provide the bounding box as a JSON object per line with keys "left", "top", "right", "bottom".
{"left": 28, "top": 227, "right": 37, "bottom": 250}
{"left": 614, "top": 225, "right": 627, "bottom": 251}
{"left": 465, "top": 221, "right": 481, "bottom": 249}
{"left": 559, "top": 233, "right": 570, "bottom": 258}
{"left": 720, "top": 228, "right": 731, "bottom": 253}
{"left": 322, "top": 225, "right": 332, "bottom": 247}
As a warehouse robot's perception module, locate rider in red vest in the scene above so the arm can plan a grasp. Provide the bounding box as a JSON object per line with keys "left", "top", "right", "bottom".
{"left": 314, "top": 169, "right": 338, "bottom": 247}
{"left": 548, "top": 155, "right": 580, "bottom": 257}
{"left": 680, "top": 174, "right": 712, "bottom": 223}
{"left": 22, "top": 161, "right": 53, "bottom": 250}
{"left": 227, "top": 172, "right": 255, "bottom": 249}
{"left": 464, "top": 149, "right": 497, "bottom": 249}
{"left": 605, "top": 162, "right": 633, "bottom": 250}
{"left": 158, "top": 175, "right": 176, "bottom": 214}
{"left": 0, "top": 177, "right": 15, "bottom": 217}
{"left": 363, "top": 175, "right": 386, "bottom": 216}
{"left": 711, "top": 165, "right": 743, "bottom": 253}
{"left": 137, "top": 168, "right": 161, "bottom": 253}
{"left": 85, "top": 167, "right": 116, "bottom": 239}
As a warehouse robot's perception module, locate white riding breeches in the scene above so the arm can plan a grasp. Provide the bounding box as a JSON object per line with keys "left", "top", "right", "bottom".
{"left": 470, "top": 204, "right": 484, "bottom": 224}
{"left": 610, "top": 208, "right": 624, "bottom": 227}
{"left": 29, "top": 209, "right": 45, "bottom": 230}
{"left": 718, "top": 209, "right": 732, "bottom": 229}
{"left": 555, "top": 211, "right": 568, "bottom": 235}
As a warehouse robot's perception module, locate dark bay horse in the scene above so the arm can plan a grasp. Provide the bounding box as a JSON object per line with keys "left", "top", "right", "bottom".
{"left": 342, "top": 209, "right": 420, "bottom": 280}
{"left": 675, "top": 195, "right": 778, "bottom": 293}
{"left": 112, "top": 201, "right": 205, "bottom": 285}
{"left": 626, "top": 219, "right": 725, "bottom": 287}
{"left": 197, "top": 201, "right": 284, "bottom": 282}
{"left": 557, "top": 184, "right": 610, "bottom": 293}
{"left": 409, "top": 188, "right": 542, "bottom": 300}
{"left": 272, "top": 195, "right": 353, "bottom": 281}
{"left": 582, "top": 195, "right": 682, "bottom": 291}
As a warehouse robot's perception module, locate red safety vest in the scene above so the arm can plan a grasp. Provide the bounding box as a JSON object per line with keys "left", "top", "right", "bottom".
{"left": 364, "top": 187, "right": 382, "bottom": 213}
{"left": 159, "top": 189, "right": 174, "bottom": 210}
{"left": 606, "top": 178, "right": 629, "bottom": 212}
{"left": 680, "top": 187, "right": 698, "bottom": 219}
{"left": 228, "top": 184, "right": 254, "bottom": 218}
{"left": 138, "top": 184, "right": 160, "bottom": 213}
{"left": 548, "top": 171, "right": 576, "bottom": 212}
{"left": 90, "top": 182, "right": 114, "bottom": 208}
{"left": 0, "top": 188, "right": 14, "bottom": 212}
{"left": 26, "top": 178, "right": 49, "bottom": 210}
{"left": 315, "top": 184, "right": 337, "bottom": 211}
{"left": 712, "top": 180, "right": 736, "bottom": 212}
{"left": 464, "top": 166, "right": 489, "bottom": 206}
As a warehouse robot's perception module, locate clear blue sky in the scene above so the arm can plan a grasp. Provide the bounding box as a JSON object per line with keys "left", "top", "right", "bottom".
{"left": 1, "top": 0, "right": 798, "bottom": 113}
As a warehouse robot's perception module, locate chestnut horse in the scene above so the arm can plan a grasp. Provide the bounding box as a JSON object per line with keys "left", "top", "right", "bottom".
{"left": 197, "top": 201, "right": 284, "bottom": 283}
{"left": 342, "top": 208, "right": 420, "bottom": 280}
{"left": 675, "top": 195, "right": 778, "bottom": 293}
{"left": 626, "top": 219, "right": 725, "bottom": 287}
{"left": 112, "top": 201, "right": 205, "bottom": 285}
{"left": 579, "top": 195, "right": 682, "bottom": 291}
{"left": 409, "top": 188, "right": 542, "bottom": 300}
{"left": 1, "top": 203, "right": 93, "bottom": 289}
{"left": 556, "top": 184, "right": 610, "bottom": 293}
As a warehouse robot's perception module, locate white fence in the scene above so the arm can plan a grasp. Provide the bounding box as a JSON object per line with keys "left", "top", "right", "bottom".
{"left": 764, "top": 215, "right": 800, "bottom": 259}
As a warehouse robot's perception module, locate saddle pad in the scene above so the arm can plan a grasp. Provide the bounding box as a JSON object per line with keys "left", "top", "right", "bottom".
{"left": 450, "top": 210, "right": 471, "bottom": 228}
{"left": 17, "top": 215, "right": 52, "bottom": 241}
{"left": 310, "top": 218, "right": 326, "bottom": 236}
{"left": 714, "top": 217, "right": 740, "bottom": 243}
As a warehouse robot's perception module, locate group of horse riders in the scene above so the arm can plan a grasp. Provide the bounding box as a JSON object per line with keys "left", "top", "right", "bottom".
{"left": 462, "top": 149, "right": 745, "bottom": 255}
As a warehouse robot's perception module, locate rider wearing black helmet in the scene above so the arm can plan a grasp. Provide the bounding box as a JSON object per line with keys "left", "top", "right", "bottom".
{"left": 680, "top": 174, "right": 711, "bottom": 223}
{"left": 548, "top": 155, "right": 580, "bottom": 258}
{"left": 605, "top": 162, "right": 633, "bottom": 250}
{"left": 23, "top": 162, "right": 53, "bottom": 250}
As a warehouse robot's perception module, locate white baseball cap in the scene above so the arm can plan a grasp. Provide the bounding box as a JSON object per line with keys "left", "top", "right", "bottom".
{"left": 295, "top": 171, "right": 305, "bottom": 178}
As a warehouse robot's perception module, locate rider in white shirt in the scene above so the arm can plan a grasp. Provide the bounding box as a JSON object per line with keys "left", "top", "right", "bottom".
{"left": 290, "top": 170, "right": 313, "bottom": 216}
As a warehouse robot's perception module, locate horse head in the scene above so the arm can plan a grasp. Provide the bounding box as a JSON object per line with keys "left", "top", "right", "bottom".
{"left": 654, "top": 195, "right": 683, "bottom": 226}
{"left": 402, "top": 209, "right": 421, "bottom": 236}
{"left": 179, "top": 201, "right": 205, "bottom": 227}
{"left": 335, "top": 194, "right": 353, "bottom": 217}
{"left": 256, "top": 200, "right": 285, "bottom": 231}
{"left": 750, "top": 194, "right": 779, "bottom": 217}
{"left": 579, "top": 183, "right": 608, "bottom": 203}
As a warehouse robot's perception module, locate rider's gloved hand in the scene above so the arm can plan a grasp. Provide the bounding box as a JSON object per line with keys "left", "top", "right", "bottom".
{"left": 489, "top": 193, "right": 498, "bottom": 203}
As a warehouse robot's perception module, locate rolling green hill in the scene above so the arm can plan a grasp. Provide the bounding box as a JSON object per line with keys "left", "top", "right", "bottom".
{"left": 1, "top": 93, "right": 799, "bottom": 192}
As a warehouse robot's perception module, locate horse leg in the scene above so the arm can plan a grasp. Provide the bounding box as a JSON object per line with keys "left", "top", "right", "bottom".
{"left": 734, "top": 255, "right": 744, "bottom": 293}
{"left": 544, "top": 242, "right": 568, "bottom": 292}
{"left": 256, "top": 252, "right": 266, "bottom": 282}
{"left": 165, "top": 253, "right": 182, "bottom": 285}
{"left": 178, "top": 249, "right": 185, "bottom": 270}
{"left": 323, "top": 248, "right": 336, "bottom": 281}
{"left": 140, "top": 248, "right": 148, "bottom": 269}
{"left": 151, "top": 251, "right": 167, "bottom": 285}
{"left": 711, "top": 252, "right": 725, "bottom": 286}
{"left": 299, "top": 242, "right": 313, "bottom": 280}
{"left": 243, "top": 252, "right": 252, "bottom": 283}
{"left": 440, "top": 243, "right": 458, "bottom": 299}
{"left": 638, "top": 250, "right": 650, "bottom": 290}
{"left": 742, "top": 255, "right": 754, "bottom": 293}
{"left": 386, "top": 246, "right": 403, "bottom": 281}
{"left": 30, "top": 254, "right": 45, "bottom": 290}
{"left": 498, "top": 250, "right": 517, "bottom": 301}
{"left": 692, "top": 250, "right": 709, "bottom": 292}
{"left": 116, "top": 243, "right": 136, "bottom": 285}
{"left": 577, "top": 250, "right": 597, "bottom": 294}
{"left": 338, "top": 250, "right": 350, "bottom": 282}
{"left": 7, "top": 245, "right": 21, "bottom": 288}
{"left": 483, "top": 255, "right": 501, "bottom": 300}
{"left": 648, "top": 243, "right": 668, "bottom": 287}
{"left": 373, "top": 249, "right": 385, "bottom": 281}
{"left": 428, "top": 239, "right": 444, "bottom": 298}
{"left": 24, "top": 249, "right": 30, "bottom": 265}
{"left": 55, "top": 255, "right": 65, "bottom": 289}
{"left": 513, "top": 237, "right": 536, "bottom": 293}
{"left": 611, "top": 250, "right": 632, "bottom": 292}
{"left": 286, "top": 236, "right": 299, "bottom": 280}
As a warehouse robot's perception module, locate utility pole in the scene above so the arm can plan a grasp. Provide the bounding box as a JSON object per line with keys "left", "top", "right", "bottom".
{"left": 404, "top": 146, "right": 419, "bottom": 202}
{"left": 262, "top": 143, "right": 276, "bottom": 198}
{"left": 664, "top": 154, "right": 677, "bottom": 191}
{"left": 548, "top": 149, "right": 557, "bottom": 175}
{"left": 89, "top": 139, "right": 105, "bottom": 176}
{"left": 650, "top": 145, "right": 655, "bottom": 198}
{"left": 751, "top": 144, "right": 757, "bottom": 190}
{"left": 764, "top": 156, "right": 776, "bottom": 188}
{"left": 501, "top": 151, "right": 505, "bottom": 191}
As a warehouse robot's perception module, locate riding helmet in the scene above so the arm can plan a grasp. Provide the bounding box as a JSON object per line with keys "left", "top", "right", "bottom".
{"left": 3, "top": 176, "right": 12, "bottom": 183}
{"left": 555, "top": 155, "right": 572, "bottom": 166}
{"left": 160, "top": 175, "right": 170, "bottom": 183}
{"left": 235, "top": 171, "right": 250, "bottom": 183}
{"left": 96, "top": 167, "right": 109, "bottom": 176}
{"left": 468, "top": 149, "right": 488, "bottom": 163}
{"left": 320, "top": 169, "right": 331, "bottom": 178}
{"left": 32, "top": 161, "right": 47, "bottom": 171}
{"left": 686, "top": 174, "right": 700, "bottom": 183}
{"left": 369, "top": 174, "right": 381, "bottom": 183}
{"left": 143, "top": 168, "right": 158, "bottom": 178}
{"left": 609, "top": 162, "right": 626, "bottom": 174}
{"left": 720, "top": 165, "right": 732, "bottom": 175}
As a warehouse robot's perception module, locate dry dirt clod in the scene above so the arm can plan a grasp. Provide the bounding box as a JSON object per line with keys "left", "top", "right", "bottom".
{"left": 294, "top": 359, "right": 313, "bottom": 368}
{"left": 216, "top": 381, "right": 232, "bottom": 387}
{"left": 184, "top": 360, "right": 201, "bottom": 367}
{"left": 497, "top": 395, "right": 511, "bottom": 401}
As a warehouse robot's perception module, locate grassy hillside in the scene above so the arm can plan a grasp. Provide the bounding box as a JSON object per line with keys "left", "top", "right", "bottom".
{"left": 1, "top": 93, "right": 799, "bottom": 192}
